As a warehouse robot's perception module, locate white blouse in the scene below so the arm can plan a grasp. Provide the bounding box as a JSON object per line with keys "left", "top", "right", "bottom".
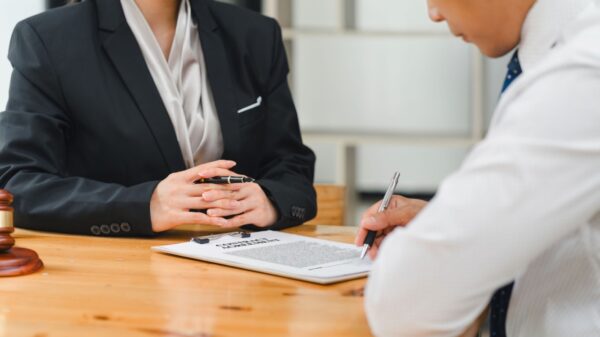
{"left": 121, "top": 0, "right": 224, "bottom": 168}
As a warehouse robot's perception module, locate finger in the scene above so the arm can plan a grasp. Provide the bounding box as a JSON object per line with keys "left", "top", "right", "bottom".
{"left": 220, "top": 211, "right": 253, "bottom": 228}
{"left": 206, "top": 200, "right": 252, "bottom": 218}
{"left": 177, "top": 197, "right": 208, "bottom": 210}
{"left": 206, "top": 207, "right": 244, "bottom": 218}
{"left": 370, "top": 236, "right": 387, "bottom": 258}
{"left": 368, "top": 245, "right": 380, "bottom": 260}
{"left": 355, "top": 210, "right": 402, "bottom": 246}
{"left": 355, "top": 227, "right": 369, "bottom": 246}
{"left": 202, "top": 182, "right": 255, "bottom": 201}
{"left": 201, "top": 189, "right": 238, "bottom": 202}
{"left": 224, "top": 183, "right": 256, "bottom": 199}
{"left": 195, "top": 168, "right": 240, "bottom": 181}
{"left": 355, "top": 200, "right": 387, "bottom": 246}
{"left": 177, "top": 195, "right": 241, "bottom": 211}
{"left": 204, "top": 198, "right": 242, "bottom": 210}
{"left": 199, "top": 160, "right": 237, "bottom": 170}
{"left": 359, "top": 214, "right": 394, "bottom": 232}
{"left": 206, "top": 192, "right": 257, "bottom": 217}
{"left": 179, "top": 211, "right": 228, "bottom": 227}
{"left": 377, "top": 207, "right": 418, "bottom": 228}
{"left": 182, "top": 160, "right": 237, "bottom": 181}
{"left": 182, "top": 184, "right": 236, "bottom": 197}
{"left": 355, "top": 221, "right": 389, "bottom": 246}
{"left": 358, "top": 195, "right": 412, "bottom": 225}
{"left": 361, "top": 206, "right": 417, "bottom": 233}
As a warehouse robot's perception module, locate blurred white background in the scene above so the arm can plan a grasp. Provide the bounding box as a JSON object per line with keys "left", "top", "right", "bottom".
{"left": 0, "top": 1, "right": 45, "bottom": 109}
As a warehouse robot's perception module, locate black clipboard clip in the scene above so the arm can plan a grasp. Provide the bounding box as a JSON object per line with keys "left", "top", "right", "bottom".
{"left": 191, "top": 231, "right": 251, "bottom": 244}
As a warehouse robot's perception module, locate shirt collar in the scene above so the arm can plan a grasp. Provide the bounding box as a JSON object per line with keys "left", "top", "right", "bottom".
{"left": 519, "top": 0, "right": 594, "bottom": 71}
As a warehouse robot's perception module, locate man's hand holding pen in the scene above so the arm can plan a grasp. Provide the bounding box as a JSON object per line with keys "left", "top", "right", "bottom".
{"left": 355, "top": 195, "right": 428, "bottom": 260}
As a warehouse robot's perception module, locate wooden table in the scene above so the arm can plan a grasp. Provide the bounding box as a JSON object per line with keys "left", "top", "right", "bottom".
{"left": 0, "top": 225, "right": 371, "bottom": 337}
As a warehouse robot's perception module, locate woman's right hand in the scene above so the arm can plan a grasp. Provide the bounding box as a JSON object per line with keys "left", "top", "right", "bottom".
{"left": 355, "top": 195, "right": 428, "bottom": 259}
{"left": 150, "top": 160, "right": 240, "bottom": 233}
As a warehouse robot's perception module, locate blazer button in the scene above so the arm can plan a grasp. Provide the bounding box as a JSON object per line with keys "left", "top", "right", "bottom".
{"left": 120, "top": 222, "right": 131, "bottom": 233}
{"left": 91, "top": 225, "right": 101, "bottom": 236}
{"left": 110, "top": 223, "right": 121, "bottom": 233}
{"left": 100, "top": 224, "right": 111, "bottom": 235}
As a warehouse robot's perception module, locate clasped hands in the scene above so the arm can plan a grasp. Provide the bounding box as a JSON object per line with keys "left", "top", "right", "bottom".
{"left": 150, "top": 160, "right": 277, "bottom": 233}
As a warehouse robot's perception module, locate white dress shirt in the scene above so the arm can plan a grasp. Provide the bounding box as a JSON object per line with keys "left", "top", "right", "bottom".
{"left": 365, "top": 1, "right": 600, "bottom": 336}
{"left": 121, "top": 0, "right": 223, "bottom": 168}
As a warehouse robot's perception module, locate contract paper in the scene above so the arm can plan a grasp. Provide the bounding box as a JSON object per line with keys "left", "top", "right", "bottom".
{"left": 152, "top": 231, "right": 371, "bottom": 284}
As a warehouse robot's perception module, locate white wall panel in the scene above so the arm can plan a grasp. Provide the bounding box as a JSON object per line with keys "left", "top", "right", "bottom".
{"left": 304, "top": 142, "right": 339, "bottom": 184}
{"left": 292, "top": 0, "right": 341, "bottom": 30}
{"left": 0, "top": 1, "right": 45, "bottom": 109}
{"left": 357, "top": 145, "right": 470, "bottom": 192}
{"left": 294, "top": 35, "right": 473, "bottom": 135}
{"left": 355, "top": 0, "right": 446, "bottom": 32}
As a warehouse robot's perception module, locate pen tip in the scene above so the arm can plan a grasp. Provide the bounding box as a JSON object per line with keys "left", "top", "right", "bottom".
{"left": 360, "top": 245, "right": 369, "bottom": 260}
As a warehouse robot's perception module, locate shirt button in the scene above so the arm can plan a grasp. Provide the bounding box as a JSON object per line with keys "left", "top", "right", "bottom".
{"left": 110, "top": 223, "right": 121, "bottom": 233}
{"left": 91, "top": 225, "right": 101, "bottom": 236}
{"left": 100, "top": 224, "right": 111, "bottom": 235}
{"left": 120, "top": 222, "right": 131, "bottom": 233}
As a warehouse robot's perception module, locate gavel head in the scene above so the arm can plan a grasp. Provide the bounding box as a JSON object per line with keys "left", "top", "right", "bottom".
{"left": 0, "top": 189, "right": 15, "bottom": 252}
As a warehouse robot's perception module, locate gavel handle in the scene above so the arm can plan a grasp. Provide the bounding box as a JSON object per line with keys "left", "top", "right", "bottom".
{"left": 0, "top": 226, "right": 16, "bottom": 252}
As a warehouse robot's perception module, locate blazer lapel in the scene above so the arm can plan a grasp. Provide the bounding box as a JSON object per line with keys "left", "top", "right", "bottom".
{"left": 191, "top": 0, "right": 241, "bottom": 161}
{"left": 95, "top": 0, "right": 186, "bottom": 173}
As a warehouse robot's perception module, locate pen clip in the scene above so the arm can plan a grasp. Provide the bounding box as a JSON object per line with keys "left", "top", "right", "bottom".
{"left": 378, "top": 172, "right": 401, "bottom": 213}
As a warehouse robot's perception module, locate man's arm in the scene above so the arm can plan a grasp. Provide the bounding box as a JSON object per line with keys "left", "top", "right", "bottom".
{"left": 364, "top": 59, "right": 600, "bottom": 336}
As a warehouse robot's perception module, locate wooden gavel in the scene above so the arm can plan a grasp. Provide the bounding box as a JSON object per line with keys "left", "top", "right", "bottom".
{"left": 0, "top": 189, "right": 43, "bottom": 277}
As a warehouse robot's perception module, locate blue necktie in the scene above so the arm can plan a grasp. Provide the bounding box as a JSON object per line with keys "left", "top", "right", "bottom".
{"left": 501, "top": 51, "right": 522, "bottom": 92}
{"left": 489, "top": 51, "right": 522, "bottom": 337}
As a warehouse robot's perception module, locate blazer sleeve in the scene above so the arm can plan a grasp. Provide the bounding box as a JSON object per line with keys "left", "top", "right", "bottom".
{"left": 253, "top": 19, "right": 317, "bottom": 230}
{"left": 0, "top": 21, "right": 157, "bottom": 236}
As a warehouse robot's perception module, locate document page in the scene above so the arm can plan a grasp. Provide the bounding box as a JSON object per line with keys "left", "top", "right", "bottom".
{"left": 152, "top": 231, "right": 371, "bottom": 284}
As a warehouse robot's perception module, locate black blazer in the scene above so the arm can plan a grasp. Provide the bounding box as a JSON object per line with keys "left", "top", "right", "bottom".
{"left": 0, "top": 0, "right": 316, "bottom": 236}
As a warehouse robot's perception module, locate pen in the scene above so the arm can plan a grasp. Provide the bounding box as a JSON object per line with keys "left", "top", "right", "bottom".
{"left": 195, "top": 176, "right": 255, "bottom": 184}
{"left": 360, "top": 171, "right": 401, "bottom": 259}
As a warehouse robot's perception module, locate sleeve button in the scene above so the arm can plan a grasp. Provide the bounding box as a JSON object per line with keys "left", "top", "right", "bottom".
{"left": 110, "top": 223, "right": 121, "bottom": 233}
{"left": 100, "top": 224, "right": 111, "bottom": 235}
{"left": 91, "top": 225, "right": 101, "bottom": 235}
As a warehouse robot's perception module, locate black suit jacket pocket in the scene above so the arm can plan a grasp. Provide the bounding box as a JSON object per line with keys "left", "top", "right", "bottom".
{"left": 237, "top": 102, "right": 266, "bottom": 127}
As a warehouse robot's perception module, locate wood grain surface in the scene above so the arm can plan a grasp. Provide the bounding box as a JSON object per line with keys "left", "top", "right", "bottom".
{"left": 0, "top": 225, "right": 371, "bottom": 337}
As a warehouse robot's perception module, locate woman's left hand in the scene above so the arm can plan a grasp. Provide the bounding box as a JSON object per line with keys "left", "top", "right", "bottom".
{"left": 201, "top": 182, "right": 278, "bottom": 228}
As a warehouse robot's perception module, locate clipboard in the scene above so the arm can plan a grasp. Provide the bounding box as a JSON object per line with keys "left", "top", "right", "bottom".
{"left": 152, "top": 230, "right": 371, "bottom": 284}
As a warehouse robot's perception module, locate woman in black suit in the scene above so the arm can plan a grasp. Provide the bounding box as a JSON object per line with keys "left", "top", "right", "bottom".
{"left": 0, "top": 0, "right": 316, "bottom": 236}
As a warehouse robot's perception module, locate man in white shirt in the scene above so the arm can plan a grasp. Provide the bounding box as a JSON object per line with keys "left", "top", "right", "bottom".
{"left": 356, "top": 0, "right": 600, "bottom": 336}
